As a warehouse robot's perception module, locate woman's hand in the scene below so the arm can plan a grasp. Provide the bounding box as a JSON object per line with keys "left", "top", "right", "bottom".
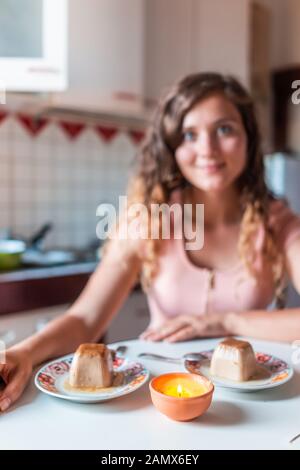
{"left": 139, "top": 314, "right": 227, "bottom": 343}
{"left": 0, "top": 346, "right": 33, "bottom": 412}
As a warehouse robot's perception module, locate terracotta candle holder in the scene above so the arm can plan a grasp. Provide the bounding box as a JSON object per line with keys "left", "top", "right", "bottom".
{"left": 149, "top": 372, "right": 214, "bottom": 421}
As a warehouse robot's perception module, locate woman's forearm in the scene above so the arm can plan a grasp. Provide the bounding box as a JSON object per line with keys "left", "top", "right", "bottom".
{"left": 14, "top": 313, "right": 92, "bottom": 366}
{"left": 223, "top": 308, "right": 300, "bottom": 343}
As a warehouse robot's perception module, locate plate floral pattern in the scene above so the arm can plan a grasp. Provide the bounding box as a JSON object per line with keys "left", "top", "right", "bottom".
{"left": 35, "top": 354, "right": 149, "bottom": 403}
{"left": 185, "top": 350, "right": 293, "bottom": 391}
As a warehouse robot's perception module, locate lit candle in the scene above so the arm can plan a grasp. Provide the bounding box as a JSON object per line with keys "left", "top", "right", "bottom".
{"left": 158, "top": 377, "right": 207, "bottom": 398}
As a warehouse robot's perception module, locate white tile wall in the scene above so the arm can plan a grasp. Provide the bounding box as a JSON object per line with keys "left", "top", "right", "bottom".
{"left": 0, "top": 114, "right": 139, "bottom": 249}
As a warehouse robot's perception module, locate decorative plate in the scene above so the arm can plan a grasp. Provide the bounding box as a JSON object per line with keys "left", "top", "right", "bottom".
{"left": 35, "top": 354, "right": 149, "bottom": 403}
{"left": 184, "top": 350, "right": 293, "bottom": 391}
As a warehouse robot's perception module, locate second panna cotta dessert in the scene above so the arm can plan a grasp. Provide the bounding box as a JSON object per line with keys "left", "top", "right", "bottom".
{"left": 210, "top": 338, "right": 257, "bottom": 381}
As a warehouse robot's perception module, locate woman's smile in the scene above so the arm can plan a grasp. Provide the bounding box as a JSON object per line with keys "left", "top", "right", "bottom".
{"left": 194, "top": 161, "right": 226, "bottom": 174}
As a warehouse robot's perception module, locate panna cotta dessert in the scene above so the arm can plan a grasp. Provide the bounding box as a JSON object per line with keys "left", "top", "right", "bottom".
{"left": 69, "top": 343, "right": 114, "bottom": 389}
{"left": 210, "top": 338, "right": 257, "bottom": 381}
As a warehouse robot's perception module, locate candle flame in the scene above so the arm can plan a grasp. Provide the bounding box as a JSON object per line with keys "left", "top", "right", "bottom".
{"left": 177, "top": 384, "right": 183, "bottom": 397}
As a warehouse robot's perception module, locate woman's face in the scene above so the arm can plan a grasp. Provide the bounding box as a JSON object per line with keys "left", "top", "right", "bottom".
{"left": 175, "top": 93, "right": 247, "bottom": 193}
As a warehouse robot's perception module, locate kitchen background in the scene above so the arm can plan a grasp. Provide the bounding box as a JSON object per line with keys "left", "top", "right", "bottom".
{"left": 0, "top": 110, "right": 142, "bottom": 249}
{"left": 0, "top": 0, "right": 300, "bottom": 345}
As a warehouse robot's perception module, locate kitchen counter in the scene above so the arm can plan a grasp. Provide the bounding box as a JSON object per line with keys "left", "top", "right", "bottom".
{"left": 0, "top": 305, "right": 67, "bottom": 346}
{"left": 0, "top": 261, "right": 98, "bottom": 283}
{"left": 0, "top": 337, "right": 299, "bottom": 450}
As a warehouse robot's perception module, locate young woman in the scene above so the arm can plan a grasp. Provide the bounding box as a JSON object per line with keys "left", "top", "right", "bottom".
{"left": 1, "top": 72, "right": 300, "bottom": 412}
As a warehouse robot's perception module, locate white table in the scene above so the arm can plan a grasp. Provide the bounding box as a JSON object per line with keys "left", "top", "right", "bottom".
{"left": 0, "top": 337, "right": 300, "bottom": 450}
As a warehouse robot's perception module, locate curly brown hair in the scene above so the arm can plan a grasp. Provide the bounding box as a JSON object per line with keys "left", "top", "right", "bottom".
{"left": 126, "top": 72, "right": 286, "bottom": 307}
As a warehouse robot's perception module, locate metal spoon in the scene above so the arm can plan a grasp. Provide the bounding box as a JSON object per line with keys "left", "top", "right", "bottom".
{"left": 137, "top": 352, "right": 207, "bottom": 364}
{"left": 114, "top": 345, "right": 128, "bottom": 356}
{"left": 184, "top": 358, "right": 205, "bottom": 376}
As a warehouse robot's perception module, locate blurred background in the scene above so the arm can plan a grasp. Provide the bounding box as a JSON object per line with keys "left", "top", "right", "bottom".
{"left": 0, "top": 0, "right": 300, "bottom": 344}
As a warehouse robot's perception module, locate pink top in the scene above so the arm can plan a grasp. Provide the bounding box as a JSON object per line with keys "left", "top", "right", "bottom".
{"left": 146, "top": 190, "right": 300, "bottom": 328}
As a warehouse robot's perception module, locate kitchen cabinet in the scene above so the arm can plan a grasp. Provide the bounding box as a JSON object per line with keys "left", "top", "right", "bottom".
{"left": 0, "top": 0, "right": 68, "bottom": 91}
{"left": 56, "top": 0, "right": 251, "bottom": 110}
{"left": 145, "top": 0, "right": 250, "bottom": 101}
{"left": 2, "top": 1, "right": 259, "bottom": 110}
{"left": 0, "top": 262, "right": 97, "bottom": 315}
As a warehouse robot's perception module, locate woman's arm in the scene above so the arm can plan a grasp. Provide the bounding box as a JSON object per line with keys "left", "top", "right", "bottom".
{"left": 13, "top": 237, "right": 142, "bottom": 366}
{"left": 0, "top": 235, "right": 143, "bottom": 412}
{"left": 223, "top": 236, "right": 300, "bottom": 343}
{"left": 140, "top": 305, "right": 300, "bottom": 343}
{"left": 223, "top": 308, "right": 300, "bottom": 342}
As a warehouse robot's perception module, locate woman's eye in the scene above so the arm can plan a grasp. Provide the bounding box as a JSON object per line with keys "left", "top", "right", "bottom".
{"left": 217, "top": 125, "right": 233, "bottom": 136}
{"left": 183, "top": 131, "right": 196, "bottom": 142}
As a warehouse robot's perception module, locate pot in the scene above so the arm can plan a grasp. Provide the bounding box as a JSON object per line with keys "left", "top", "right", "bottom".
{"left": 0, "top": 240, "right": 26, "bottom": 270}
{"left": 0, "top": 223, "right": 52, "bottom": 271}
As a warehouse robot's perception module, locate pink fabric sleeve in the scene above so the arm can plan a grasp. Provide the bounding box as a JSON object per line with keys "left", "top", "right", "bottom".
{"left": 269, "top": 200, "right": 300, "bottom": 251}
